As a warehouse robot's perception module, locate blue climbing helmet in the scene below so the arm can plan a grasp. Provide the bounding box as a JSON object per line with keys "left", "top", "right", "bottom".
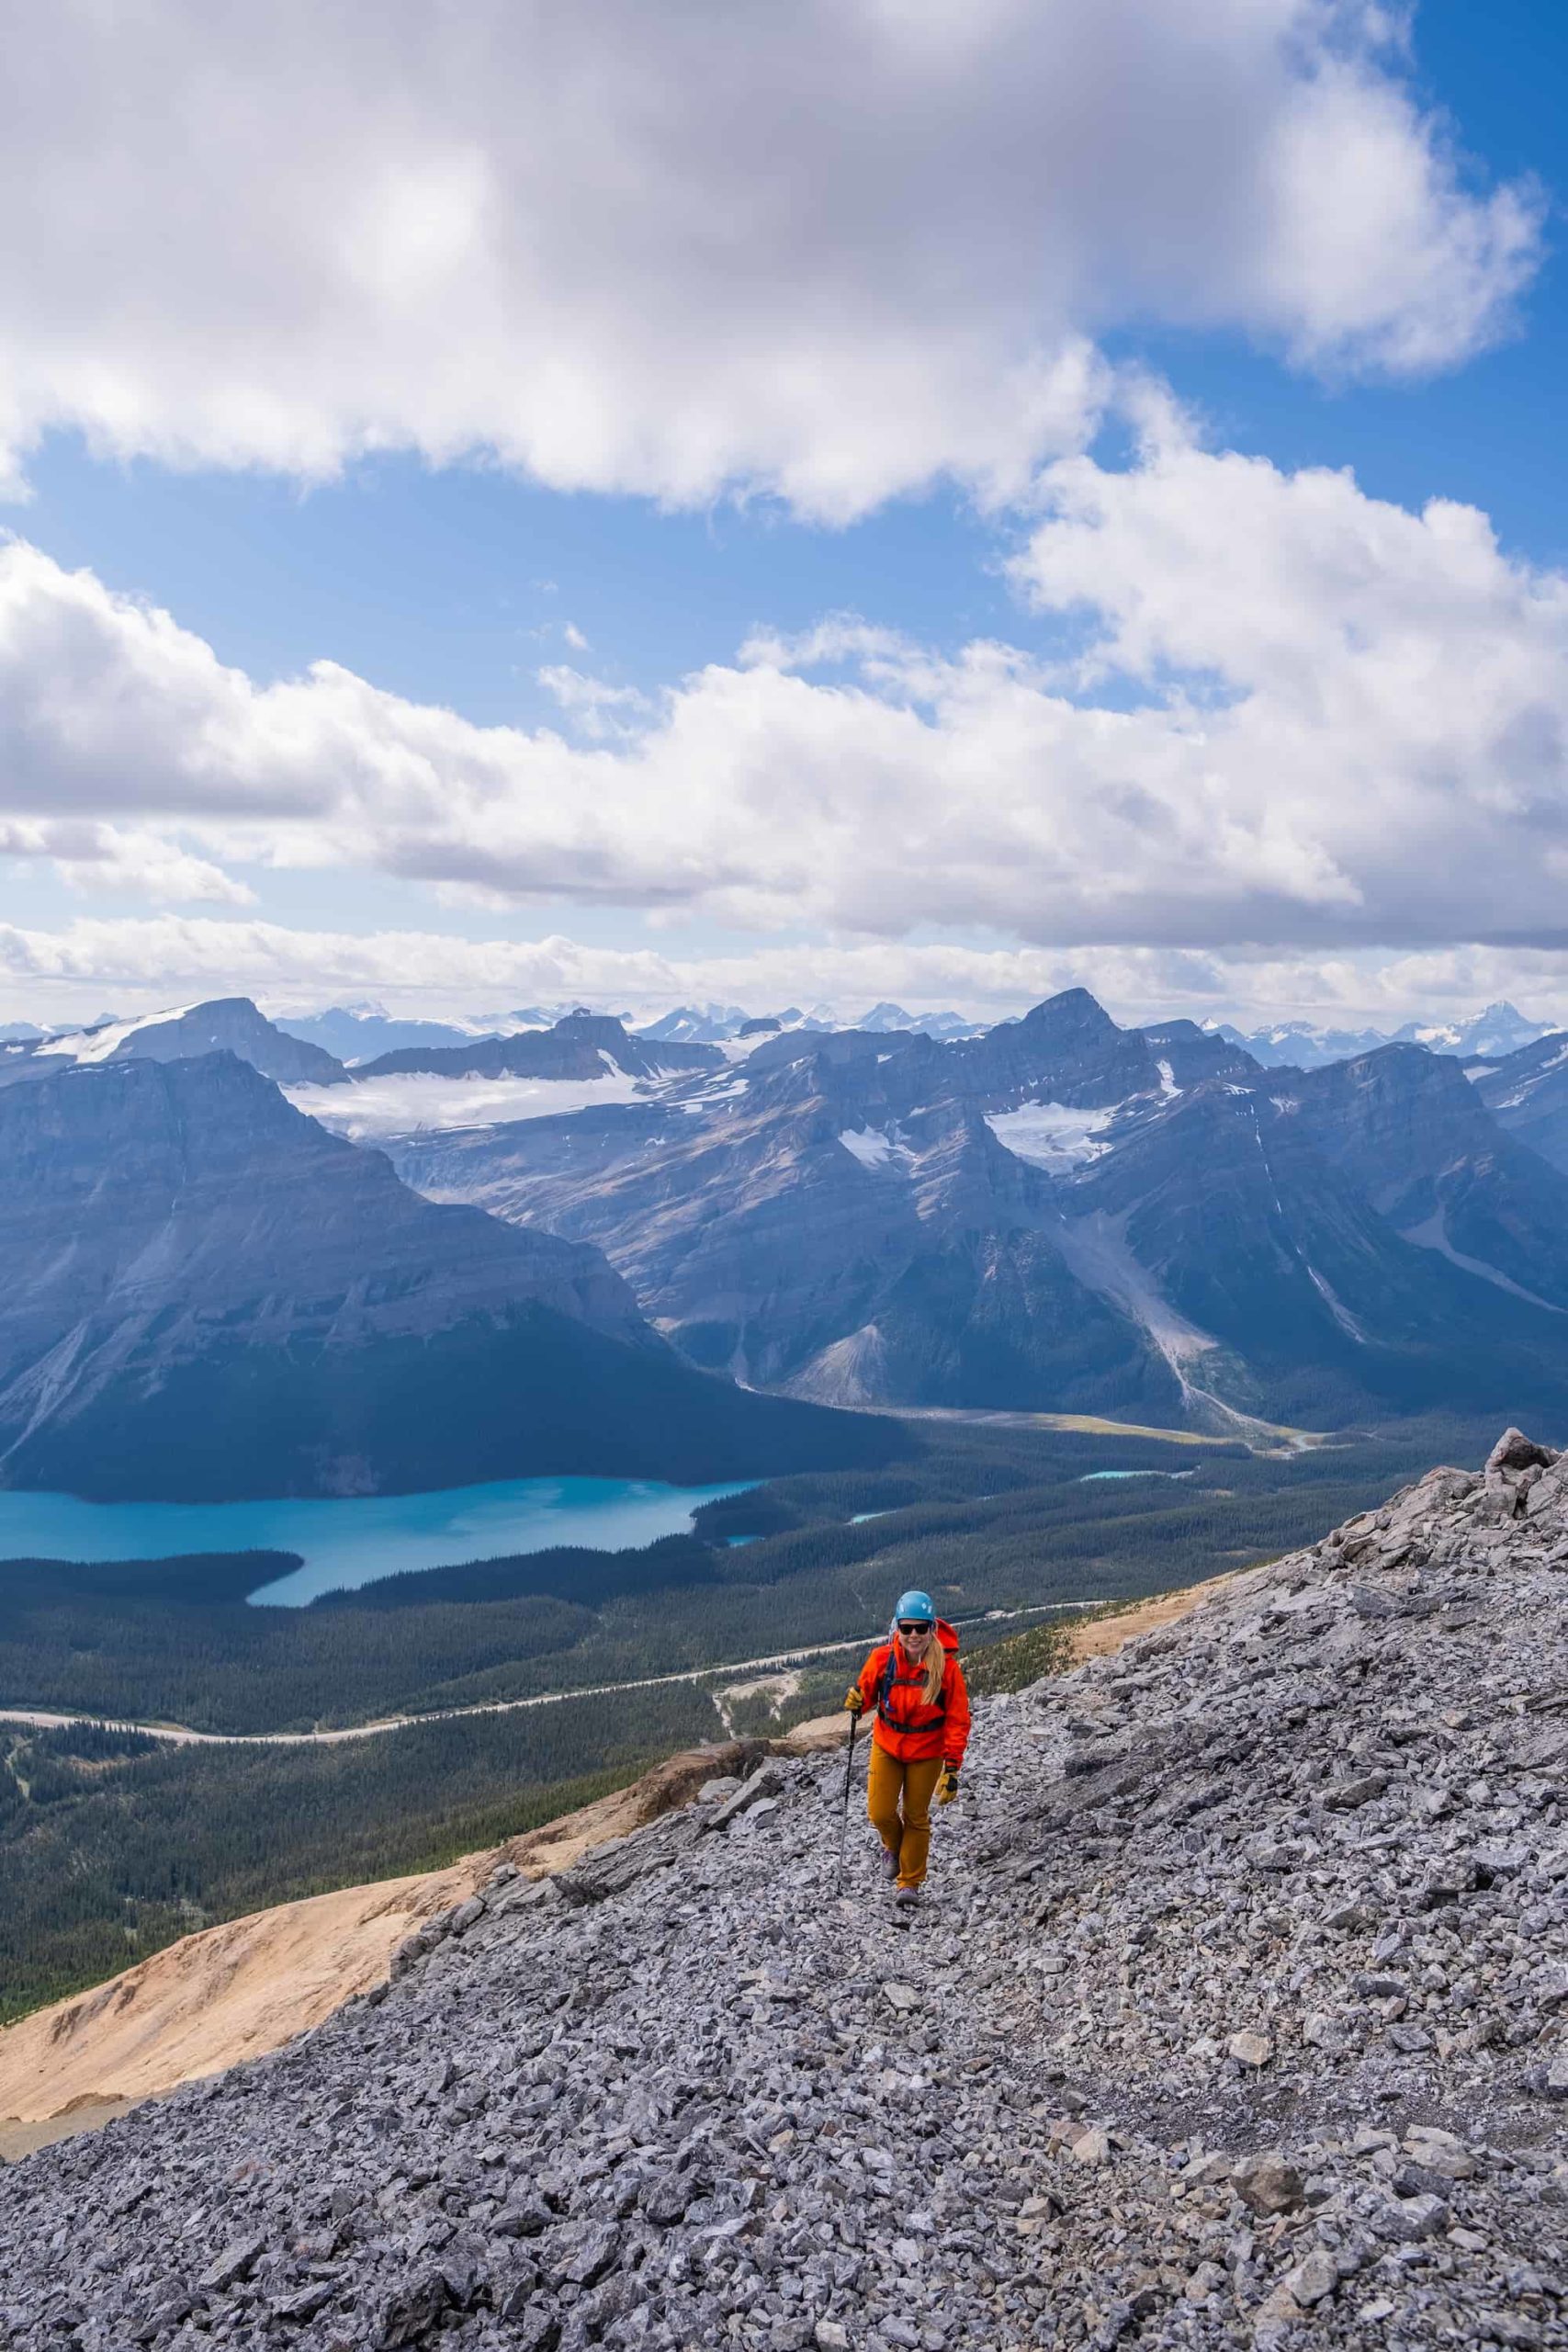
{"left": 893, "top": 1589, "right": 936, "bottom": 1628}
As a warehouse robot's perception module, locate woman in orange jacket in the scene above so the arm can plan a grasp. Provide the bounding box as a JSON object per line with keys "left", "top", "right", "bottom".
{"left": 845, "top": 1588, "right": 970, "bottom": 1904}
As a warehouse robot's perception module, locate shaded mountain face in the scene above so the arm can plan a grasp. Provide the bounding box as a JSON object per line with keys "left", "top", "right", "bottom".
{"left": 1280, "top": 1046, "right": 1568, "bottom": 1314}
{"left": 390, "top": 989, "right": 1568, "bottom": 1431}
{"left": 1062, "top": 1077, "right": 1568, "bottom": 1426}
{"left": 397, "top": 1067, "right": 1180, "bottom": 1419}
{"left": 1471, "top": 1031, "right": 1568, "bottom": 1176}
{"left": 0, "top": 1055, "right": 897, "bottom": 1500}
{"left": 0, "top": 999, "right": 347, "bottom": 1091}
{"left": 390, "top": 989, "right": 1238, "bottom": 1419}
{"left": 1134, "top": 1017, "right": 1258, "bottom": 1091}
{"left": 354, "top": 1010, "right": 723, "bottom": 1083}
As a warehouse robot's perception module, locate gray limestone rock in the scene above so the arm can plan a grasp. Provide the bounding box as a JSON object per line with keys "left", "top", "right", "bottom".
{"left": 1231, "top": 2152, "right": 1304, "bottom": 2215}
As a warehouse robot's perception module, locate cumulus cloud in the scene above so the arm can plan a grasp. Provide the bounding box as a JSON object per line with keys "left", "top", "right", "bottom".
{"left": 1009, "top": 407, "right": 1568, "bottom": 946}
{"left": 7, "top": 439, "right": 1568, "bottom": 959}
{"left": 0, "top": 819, "right": 251, "bottom": 904}
{"left": 0, "top": 1, "right": 1540, "bottom": 515}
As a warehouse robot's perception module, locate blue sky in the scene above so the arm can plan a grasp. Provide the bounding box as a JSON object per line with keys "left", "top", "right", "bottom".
{"left": 4, "top": 1, "right": 1568, "bottom": 1029}
{"left": 20, "top": 0, "right": 1568, "bottom": 716}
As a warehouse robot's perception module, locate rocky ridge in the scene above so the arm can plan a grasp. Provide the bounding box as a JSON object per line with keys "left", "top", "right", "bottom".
{"left": 0, "top": 999, "right": 348, "bottom": 1090}
{"left": 4, "top": 1431, "right": 1568, "bottom": 2347}
{"left": 1474, "top": 1035, "right": 1568, "bottom": 1179}
{"left": 353, "top": 1012, "right": 721, "bottom": 1085}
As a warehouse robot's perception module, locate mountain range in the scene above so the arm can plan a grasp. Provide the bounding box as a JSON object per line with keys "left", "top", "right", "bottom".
{"left": 1218, "top": 999, "right": 1553, "bottom": 1069}
{"left": 348, "top": 1009, "right": 722, "bottom": 1084}
{"left": 389, "top": 989, "right": 1568, "bottom": 1432}
{"left": 272, "top": 1002, "right": 634, "bottom": 1063}
{"left": 0, "top": 1052, "right": 895, "bottom": 1500}
{"left": 639, "top": 1001, "right": 982, "bottom": 1043}
{"left": 8, "top": 984, "right": 1568, "bottom": 1487}
{"left": 12, "top": 993, "right": 1555, "bottom": 1068}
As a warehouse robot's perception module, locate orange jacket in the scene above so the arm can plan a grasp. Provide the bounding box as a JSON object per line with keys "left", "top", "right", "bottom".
{"left": 856, "top": 1620, "right": 970, "bottom": 1767}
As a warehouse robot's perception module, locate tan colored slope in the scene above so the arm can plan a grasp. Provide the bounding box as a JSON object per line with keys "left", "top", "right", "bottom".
{"left": 0, "top": 1862, "right": 475, "bottom": 2134}
{"left": 1062, "top": 1570, "right": 1235, "bottom": 1664}
{"left": 0, "top": 1726, "right": 844, "bottom": 2144}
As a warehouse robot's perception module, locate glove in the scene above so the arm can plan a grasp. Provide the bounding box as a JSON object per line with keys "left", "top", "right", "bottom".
{"left": 843, "top": 1686, "right": 865, "bottom": 1716}
{"left": 937, "top": 1767, "right": 960, "bottom": 1805}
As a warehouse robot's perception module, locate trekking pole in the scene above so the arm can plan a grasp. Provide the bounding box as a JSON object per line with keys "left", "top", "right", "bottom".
{"left": 835, "top": 1710, "right": 859, "bottom": 1891}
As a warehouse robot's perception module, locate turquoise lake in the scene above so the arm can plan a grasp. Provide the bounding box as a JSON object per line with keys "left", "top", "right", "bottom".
{"left": 1078, "top": 1468, "right": 1193, "bottom": 1481}
{"left": 0, "top": 1477, "right": 754, "bottom": 1607}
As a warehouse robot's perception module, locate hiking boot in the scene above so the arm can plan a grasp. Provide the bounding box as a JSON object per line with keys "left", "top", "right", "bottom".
{"left": 894, "top": 1883, "right": 922, "bottom": 1906}
{"left": 879, "top": 1845, "right": 899, "bottom": 1883}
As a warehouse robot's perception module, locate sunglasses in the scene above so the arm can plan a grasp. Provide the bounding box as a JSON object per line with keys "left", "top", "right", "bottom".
{"left": 897, "top": 1620, "right": 934, "bottom": 1635}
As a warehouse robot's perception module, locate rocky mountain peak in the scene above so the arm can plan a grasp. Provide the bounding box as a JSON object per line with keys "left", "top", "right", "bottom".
{"left": 0, "top": 996, "right": 348, "bottom": 1091}
{"left": 1014, "top": 985, "right": 1121, "bottom": 1039}
{"left": 5, "top": 1433, "right": 1568, "bottom": 2345}
{"left": 549, "top": 1011, "right": 641, "bottom": 1052}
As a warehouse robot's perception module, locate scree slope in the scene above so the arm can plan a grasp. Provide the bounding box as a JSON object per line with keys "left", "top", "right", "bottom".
{"left": 3, "top": 1430, "right": 1567, "bottom": 2348}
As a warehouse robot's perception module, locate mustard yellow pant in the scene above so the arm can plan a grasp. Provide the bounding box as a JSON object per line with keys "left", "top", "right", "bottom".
{"left": 868, "top": 1744, "right": 944, "bottom": 1889}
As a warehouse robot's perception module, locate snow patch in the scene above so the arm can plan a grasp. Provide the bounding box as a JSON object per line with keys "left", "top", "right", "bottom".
{"left": 839, "top": 1125, "right": 913, "bottom": 1171}
{"left": 1490, "top": 1040, "right": 1568, "bottom": 1107}
{"left": 47, "top": 1005, "right": 200, "bottom": 1063}
{"left": 985, "top": 1101, "right": 1116, "bottom": 1172}
{"left": 679, "top": 1076, "right": 749, "bottom": 1113}
{"left": 287, "top": 1069, "right": 647, "bottom": 1140}
{"left": 716, "top": 1032, "right": 791, "bottom": 1063}
{"left": 1156, "top": 1059, "right": 1179, "bottom": 1098}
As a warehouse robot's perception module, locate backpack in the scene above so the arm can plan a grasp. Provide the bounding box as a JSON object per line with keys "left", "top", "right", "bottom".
{"left": 874, "top": 1616, "right": 960, "bottom": 1728}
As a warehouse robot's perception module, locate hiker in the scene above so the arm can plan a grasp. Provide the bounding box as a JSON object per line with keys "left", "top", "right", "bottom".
{"left": 844, "top": 1589, "right": 970, "bottom": 1904}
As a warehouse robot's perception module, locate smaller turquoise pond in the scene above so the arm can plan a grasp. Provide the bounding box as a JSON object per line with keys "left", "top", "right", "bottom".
{"left": 0, "top": 1478, "right": 754, "bottom": 1608}
{"left": 1077, "top": 1468, "right": 1194, "bottom": 1482}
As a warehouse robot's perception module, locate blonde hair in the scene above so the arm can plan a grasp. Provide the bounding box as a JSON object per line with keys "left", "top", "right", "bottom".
{"left": 898, "top": 1623, "right": 946, "bottom": 1706}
